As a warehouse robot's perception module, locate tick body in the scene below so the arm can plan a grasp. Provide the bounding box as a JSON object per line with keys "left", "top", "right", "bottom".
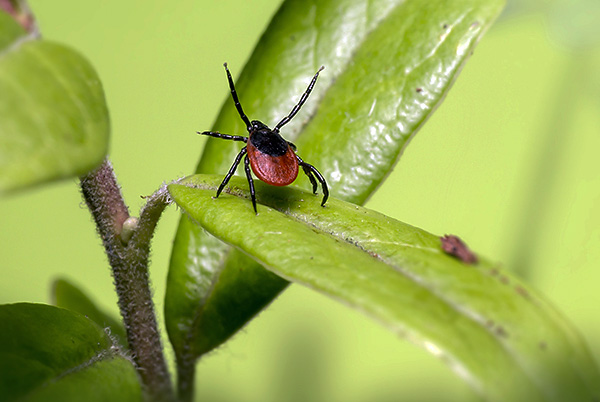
{"left": 200, "top": 63, "right": 328, "bottom": 214}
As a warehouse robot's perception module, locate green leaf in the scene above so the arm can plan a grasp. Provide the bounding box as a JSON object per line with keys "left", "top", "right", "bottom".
{"left": 0, "top": 11, "right": 109, "bottom": 194}
{"left": 169, "top": 175, "right": 600, "bottom": 401}
{"left": 52, "top": 278, "right": 127, "bottom": 348}
{"left": 165, "top": 0, "right": 505, "bottom": 361}
{"left": 0, "top": 303, "right": 141, "bottom": 402}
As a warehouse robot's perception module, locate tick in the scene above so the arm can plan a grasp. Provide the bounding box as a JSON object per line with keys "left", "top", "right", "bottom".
{"left": 199, "top": 63, "right": 329, "bottom": 214}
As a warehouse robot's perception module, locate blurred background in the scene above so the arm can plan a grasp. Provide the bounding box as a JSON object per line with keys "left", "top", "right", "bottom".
{"left": 1, "top": 0, "right": 599, "bottom": 401}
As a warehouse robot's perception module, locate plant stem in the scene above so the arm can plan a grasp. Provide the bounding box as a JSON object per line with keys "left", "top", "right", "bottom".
{"left": 80, "top": 159, "right": 130, "bottom": 244}
{"left": 176, "top": 353, "right": 196, "bottom": 402}
{"left": 508, "top": 55, "right": 586, "bottom": 279}
{"left": 80, "top": 159, "right": 174, "bottom": 401}
{"left": 1, "top": 0, "right": 40, "bottom": 35}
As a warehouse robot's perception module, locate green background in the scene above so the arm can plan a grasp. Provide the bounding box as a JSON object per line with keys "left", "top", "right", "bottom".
{"left": 1, "top": 1, "right": 599, "bottom": 401}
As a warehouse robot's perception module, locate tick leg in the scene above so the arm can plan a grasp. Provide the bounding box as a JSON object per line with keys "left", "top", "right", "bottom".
{"left": 297, "top": 155, "right": 329, "bottom": 206}
{"left": 223, "top": 63, "right": 252, "bottom": 131}
{"left": 244, "top": 154, "right": 257, "bottom": 214}
{"left": 216, "top": 147, "right": 247, "bottom": 198}
{"left": 199, "top": 131, "right": 248, "bottom": 142}
{"left": 301, "top": 165, "right": 318, "bottom": 194}
{"left": 296, "top": 155, "right": 318, "bottom": 194}
{"left": 274, "top": 66, "right": 324, "bottom": 132}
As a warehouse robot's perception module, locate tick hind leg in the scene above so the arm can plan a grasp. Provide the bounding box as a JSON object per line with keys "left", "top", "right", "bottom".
{"left": 216, "top": 147, "right": 248, "bottom": 198}
{"left": 301, "top": 165, "right": 318, "bottom": 194}
{"left": 297, "top": 155, "right": 329, "bottom": 206}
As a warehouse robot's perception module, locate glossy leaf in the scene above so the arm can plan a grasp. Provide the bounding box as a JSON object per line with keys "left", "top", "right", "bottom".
{"left": 169, "top": 175, "right": 600, "bottom": 401}
{"left": 0, "top": 303, "right": 141, "bottom": 401}
{"left": 52, "top": 278, "right": 127, "bottom": 348}
{"left": 0, "top": 11, "right": 109, "bottom": 194}
{"left": 165, "top": 0, "right": 504, "bottom": 360}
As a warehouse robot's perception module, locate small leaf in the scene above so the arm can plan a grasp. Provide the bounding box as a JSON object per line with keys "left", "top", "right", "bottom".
{"left": 169, "top": 175, "right": 600, "bottom": 401}
{"left": 0, "top": 303, "right": 141, "bottom": 402}
{"left": 0, "top": 11, "right": 109, "bottom": 194}
{"left": 52, "top": 278, "right": 127, "bottom": 348}
{"left": 166, "top": 0, "right": 505, "bottom": 361}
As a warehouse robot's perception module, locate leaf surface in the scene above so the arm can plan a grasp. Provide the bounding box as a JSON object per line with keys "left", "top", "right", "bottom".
{"left": 0, "top": 303, "right": 141, "bottom": 402}
{"left": 52, "top": 278, "right": 127, "bottom": 348}
{"left": 165, "top": 0, "right": 505, "bottom": 360}
{"left": 0, "top": 11, "right": 109, "bottom": 194}
{"left": 169, "top": 175, "right": 600, "bottom": 401}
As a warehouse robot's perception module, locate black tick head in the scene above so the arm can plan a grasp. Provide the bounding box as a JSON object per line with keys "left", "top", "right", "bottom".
{"left": 249, "top": 120, "right": 289, "bottom": 157}
{"left": 250, "top": 120, "right": 271, "bottom": 133}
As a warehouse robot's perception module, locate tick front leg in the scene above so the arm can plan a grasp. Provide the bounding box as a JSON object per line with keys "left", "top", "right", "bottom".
{"left": 243, "top": 154, "right": 257, "bottom": 214}
{"left": 216, "top": 147, "right": 247, "bottom": 198}
{"left": 274, "top": 66, "right": 325, "bottom": 132}
{"left": 223, "top": 63, "right": 252, "bottom": 130}
{"left": 199, "top": 131, "right": 248, "bottom": 142}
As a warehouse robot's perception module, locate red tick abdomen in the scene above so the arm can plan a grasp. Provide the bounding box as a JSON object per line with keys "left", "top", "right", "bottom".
{"left": 247, "top": 143, "right": 299, "bottom": 186}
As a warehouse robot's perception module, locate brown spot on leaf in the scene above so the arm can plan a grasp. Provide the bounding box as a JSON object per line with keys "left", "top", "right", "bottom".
{"left": 440, "top": 235, "right": 478, "bottom": 264}
{"left": 515, "top": 285, "right": 530, "bottom": 300}
{"left": 484, "top": 319, "right": 509, "bottom": 338}
{"left": 495, "top": 326, "right": 509, "bottom": 338}
{"left": 416, "top": 87, "right": 423, "bottom": 93}
{"left": 367, "top": 250, "right": 380, "bottom": 258}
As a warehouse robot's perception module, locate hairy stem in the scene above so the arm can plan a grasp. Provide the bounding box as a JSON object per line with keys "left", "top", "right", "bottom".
{"left": 80, "top": 159, "right": 174, "bottom": 401}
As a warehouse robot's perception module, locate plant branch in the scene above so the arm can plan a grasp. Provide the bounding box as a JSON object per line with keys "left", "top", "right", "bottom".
{"left": 80, "top": 159, "right": 130, "bottom": 238}
{"left": 176, "top": 353, "right": 196, "bottom": 402}
{"left": 80, "top": 159, "right": 174, "bottom": 401}
{"left": 1, "top": 0, "right": 40, "bottom": 36}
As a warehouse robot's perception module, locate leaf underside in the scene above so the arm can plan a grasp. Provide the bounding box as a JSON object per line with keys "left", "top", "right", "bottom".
{"left": 52, "top": 278, "right": 128, "bottom": 348}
